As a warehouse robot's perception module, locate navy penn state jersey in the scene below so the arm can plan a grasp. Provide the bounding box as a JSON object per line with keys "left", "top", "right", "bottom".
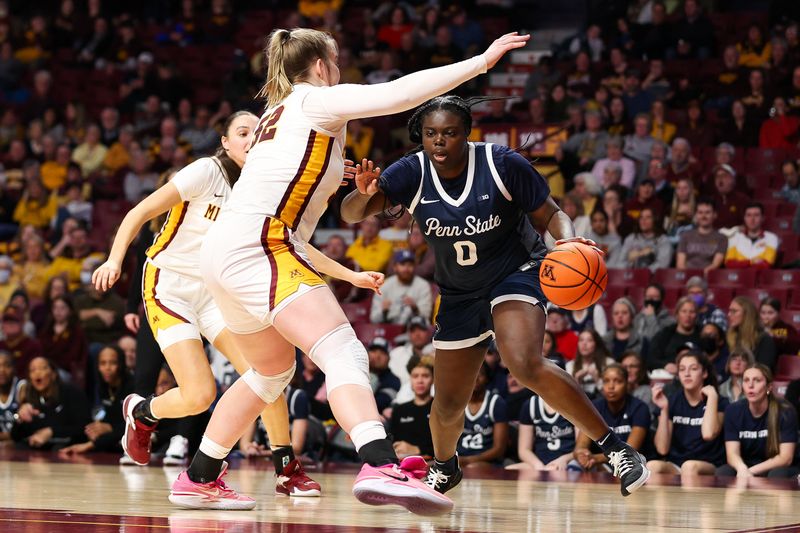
{"left": 723, "top": 399, "right": 799, "bottom": 466}
{"left": 0, "top": 377, "right": 22, "bottom": 434}
{"left": 519, "top": 395, "right": 576, "bottom": 464}
{"left": 457, "top": 391, "right": 508, "bottom": 457}
{"left": 664, "top": 391, "right": 728, "bottom": 466}
{"left": 589, "top": 395, "right": 651, "bottom": 454}
{"left": 380, "top": 142, "right": 549, "bottom": 298}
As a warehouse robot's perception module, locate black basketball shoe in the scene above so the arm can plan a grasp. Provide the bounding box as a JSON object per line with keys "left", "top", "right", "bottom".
{"left": 607, "top": 443, "right": 650, "bottom": 496}
{"left": 424, "top": 455, "right": 463, "bottom": 494}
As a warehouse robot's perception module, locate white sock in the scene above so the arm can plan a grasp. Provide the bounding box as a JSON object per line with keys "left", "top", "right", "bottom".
{"left": 199, "top": 436, "right": 231, "bottom": 460}
{"left": 349, "top": 420, "right": 387, "bottom": 452}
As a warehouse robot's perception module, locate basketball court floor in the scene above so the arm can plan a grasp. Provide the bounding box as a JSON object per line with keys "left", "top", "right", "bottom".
{"left": 1, "top": 448, "right": 799, "bottom": 532}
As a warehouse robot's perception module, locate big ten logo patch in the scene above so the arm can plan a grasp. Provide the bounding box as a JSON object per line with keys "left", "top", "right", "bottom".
{"left": 541, "top": 264, "right": 556, "bottom": 282}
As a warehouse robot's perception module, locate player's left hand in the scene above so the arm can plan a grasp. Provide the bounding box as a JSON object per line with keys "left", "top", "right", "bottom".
{"left": 352, "top": 271, "right": 384, "bottom": 295}
{"left": 354, "top": 158, "right": 382, "bottom": 196}
{"left": 554, "top": 236, "right": 604, "bottom": 256}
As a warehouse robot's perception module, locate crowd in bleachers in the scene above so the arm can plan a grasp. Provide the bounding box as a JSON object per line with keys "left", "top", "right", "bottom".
{"left": 0, "top": 0, "right": 799, "bottom": 477}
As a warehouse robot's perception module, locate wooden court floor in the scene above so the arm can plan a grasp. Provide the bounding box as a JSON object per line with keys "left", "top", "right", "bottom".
{"left": 0, "top": 450, "right": 799, "bottom": 532}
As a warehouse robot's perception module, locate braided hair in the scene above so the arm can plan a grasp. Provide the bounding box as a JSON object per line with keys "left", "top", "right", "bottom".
{"left": 406, "top": 95, "right": 510, "bottom": 145}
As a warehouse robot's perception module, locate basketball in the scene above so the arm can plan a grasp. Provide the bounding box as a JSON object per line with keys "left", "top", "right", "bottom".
{"left": 539, "top": 242, "right": 607, "bottom": 311}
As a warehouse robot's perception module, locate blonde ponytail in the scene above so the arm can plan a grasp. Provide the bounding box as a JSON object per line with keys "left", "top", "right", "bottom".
{"left": 257, "top": 28, "right": 337, "bottom": 108}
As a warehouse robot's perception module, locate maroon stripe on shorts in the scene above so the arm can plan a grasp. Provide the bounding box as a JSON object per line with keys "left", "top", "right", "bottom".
{"left": 152, "top": 267, "right": 190, "bottom": 323}
{"left": 260, "top": 217, "right": 279, "bottom": 309}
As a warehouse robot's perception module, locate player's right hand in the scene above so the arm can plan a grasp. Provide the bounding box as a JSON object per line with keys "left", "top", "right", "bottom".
{"left": 92, "top": 260, "right": 121, "bottom": 292}
{"left": 355, "top": 158, "right": 381, "bottom": 196}
{"left": 482, "top": 32, "right": 531, "bottom": 69}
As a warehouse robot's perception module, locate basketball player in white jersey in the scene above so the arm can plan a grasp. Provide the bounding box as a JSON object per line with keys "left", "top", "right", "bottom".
{"left": 93, "top": 112, "right": 382, "bottom": 498}
{"left": 169, "top": 28, "right": 529, "bottom": 514}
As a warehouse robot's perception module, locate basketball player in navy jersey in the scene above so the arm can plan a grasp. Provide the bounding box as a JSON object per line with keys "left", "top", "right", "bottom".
{"left": 341, "top": 96, "right": 650, "bottom": 497}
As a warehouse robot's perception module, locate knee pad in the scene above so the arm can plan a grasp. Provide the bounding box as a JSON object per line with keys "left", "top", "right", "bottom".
{"left": 241, "top": 363, "right": 295, "bottom": 404}
{"left": 309, "top": 324, "right": 370, "bottom": 394}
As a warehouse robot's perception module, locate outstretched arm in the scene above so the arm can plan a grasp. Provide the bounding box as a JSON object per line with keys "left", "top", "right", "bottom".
{"left": 307, "top": 33, "right": 530, "bottom": 122}
{"left": 305, "top": 243, "right": 384, "bottom": 295}
{"left": 529, "top": 197, "right": 600, "bottom": 250}
{"left": 92, "top": 183, "right": 182, "bottom": 291}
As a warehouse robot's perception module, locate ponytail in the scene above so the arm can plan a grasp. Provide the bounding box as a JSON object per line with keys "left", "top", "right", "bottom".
{"left": 257, "top": 28, "right": 336, "bottom": 108}
{"left": 752, "top": 363, "right": 785, "bottom": 458}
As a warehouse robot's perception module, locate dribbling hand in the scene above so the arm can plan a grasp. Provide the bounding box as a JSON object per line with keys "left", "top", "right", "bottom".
{"left": 482, "top": 32, "right": 531, "bottom": 69}
{"left": 92, "top": 260, "right": 121, "bottom": 292}
{"left": 554, "top": 236, "right": 605, "bottom": 257}
{"left": 354, "top": 158, "right": 381, "bottom": 196}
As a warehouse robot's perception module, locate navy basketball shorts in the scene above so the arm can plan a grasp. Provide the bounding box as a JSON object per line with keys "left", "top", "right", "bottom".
{"left": 432, "top": 261, "right": 548, "bottom": 350}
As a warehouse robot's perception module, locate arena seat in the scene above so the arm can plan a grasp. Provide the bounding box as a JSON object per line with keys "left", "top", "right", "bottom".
{"left": 705, "top": 287, "right": 733, "bottom": 309}
{"left": 758, "top": 269, "right": 800, "bottom": 288}
{"left": 780, "top": 309, "right": 800, "bottom": 329}
{"left": 775, "top": 355, "right": 800, "bottom": 381}
{"left": 606, "top": 268, "right": 651, "bottom": 287}
{"left": 773, "top": 379, "right": 790, "bottom": 398}
{"left": 353, "top": 323, "right": 405, "bottom": 345}
{"left": 341, "top": 299, "right": 372, "bottom": 325}
{"left": 788, "top": 291, "right": 800, "bottom": 310}
{"left": 706, "top": 269, "right": 757, "bottom": 289}
{"left": 764, "top": 217, "right": 795, "bottom": 233}
{"left": 745, "top": 148, "right": 787, "bottom": 175}
{"left": 735, "top": 288, "right": 788, "bottom": 307}
{"left": 652, "top": 268, "right": 703, "bottom": 288}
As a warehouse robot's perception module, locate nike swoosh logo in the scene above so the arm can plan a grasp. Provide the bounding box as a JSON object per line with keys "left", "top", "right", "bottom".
{"left": 213, "top": 194, "right": 224, "bottom": 197}
{"left": 420, "top": 198, "right": 439, "bottom": 204}
{"left": 380, "top": 470, "right": 409, "bottom": 482}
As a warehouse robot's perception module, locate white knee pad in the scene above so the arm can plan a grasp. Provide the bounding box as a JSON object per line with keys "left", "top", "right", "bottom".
{"left": 308, "top": 324, "right": 371, "bottom": 394}
{"left": 241, "top": 363, "right": 295, "bottom": 404}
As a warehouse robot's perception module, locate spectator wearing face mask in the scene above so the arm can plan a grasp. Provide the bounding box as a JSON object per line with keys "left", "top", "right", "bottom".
{"left": 633, "top": 283, "right": 675, "bottom": 342}
{"left": 686, "top": 276, "right": 728, "bottom": 331}
{"left": 698, "top": 322, "right": 729, "bottom": 381}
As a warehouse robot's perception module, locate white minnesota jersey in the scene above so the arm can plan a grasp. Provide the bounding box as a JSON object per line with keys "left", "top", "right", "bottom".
{"left": 224, "top": 84, "right": 346, "bottom": 242}
{"left": 146, "top": 157, "right": 229, "bottom": 278}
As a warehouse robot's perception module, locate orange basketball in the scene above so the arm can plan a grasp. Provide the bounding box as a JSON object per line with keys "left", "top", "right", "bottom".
{"left": 539, "top": 242, "right": 607, "bottom": 311}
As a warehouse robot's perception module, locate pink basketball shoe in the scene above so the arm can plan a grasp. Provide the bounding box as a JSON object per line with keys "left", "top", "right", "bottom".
{"left": 169, "top": 462, "right": 256, "bottom": 510}
{"left": 352, "top": 456, "right": 453, "bottom": 516}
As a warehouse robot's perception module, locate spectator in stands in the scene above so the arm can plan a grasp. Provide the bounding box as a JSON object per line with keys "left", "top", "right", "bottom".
{"left": 620, "top": 351, "right": 653, "bottom": 410}
{"left": 741, "top": 69, "right": 770, "bottom": 120}
{"left": 665, "top": 138, "right": 702, "bottom": 188}
{"left": 649, "top": 100, "right": 676, "bottom": 144}
{"left": 727, "top": 296, "right": 778, "bottom": 370}
{"left": 566, "top": 297, "right": 607, "bottom": 336}
{"left": 118, "top": 335, "right": 136, "bottom": 374}
{"left": 718, "top": 348, "right": 754, "bottom": 402}
{"left": 456, "top": 362, "right": 508, "bottom": 467}
{"left": 58, "top": 345, "right": 131, "bottom": 455}
{"left": 523, "top": 56, "right": 560, "bottom": 101}
{"left": 448, "top": 7, "right": 484, "bottom": 57}
{"left": 346, "top": 216, "right": 393, "bottom": 273}
{"left": 601, "top": 188, "right": 634, "bottom": 242}
{"left": 542, "top": 329, "right": 567, "bottom": 370}
{"left": 299, "top": 352, "right": 331, "bottom": 422}
{"left": 759, "top": 297, "right": 800, "bottom": 356}
{"left": 71, "top": 124, "right": 107, "bottom": 176}
{"left": 73, "top": 257, "right": 126, "bottom": 349}
{"left": 390, "top": 355, "right": 434, "bottom": 459}
{"left": 699, "top": 322, "right": 729, "bottom": 380}
{"left": 509, "top": 394, "right": 575, "bottom": 471}
{"left": 625, "top": 179, "right": 664, "bottom": 221}
{"left": 0, "top": 304, "right": 42, "bottom": 377}
{"left": 634, "top": 283, "right": 675, "bottom": 341}
{"left": 321, "top": 234, "right": 364, "bottom": 303}
{"left": 787, "top": 65, "right": 800, "bottom": 114}
{"left": 367, "top": 337, "right": 400, "bottom": 417}
{"left": 390, "top": 316, "right": 433, "bottom": 404}
{"left": 572, "top": 172, "right": 601, "bottom": 218}
{"left": 592, "top": 136, "right": 636, "bottom": 190}
{"left": 623, "top": 113, "right": 656, "bottom": 174}
{"left": 46, "top": 220, "right": 102, "bottom": 290}
{"left": 483, "top": 342, "right": 508, "bottom": 398}
{"left": 737, "top": 24, "right": 772, "bottom": 69}
{"left": 686, "top": 276, "right": 728, "bottom": 331}
{"left": 181, "top": 106, "right": 218, "bottom": 156}
{"left": 647, "top": 157, "right": 674, "bottom": 209}
{"left": 345, "top": 119, "right": 375, "bottom": 163}
{"left": 13, "top": 178, "right": 58, "bottom": 231}
{"left": 678, "top": 100, "right": 715, "bottom": 149}
{"left": 607, "top": 96, "right": 629, "bottom": 137}
{"left": 38, "top": 295, "right": 87, "bottom": 389}
{"left": 566, "top": 329, "right": 615, "bottom": 398}
{"left": 546, "top": 307, "right": 578, "bottom": 360}
{"left": 759, "top": 97, "right": 799, "bottom": 149}
{"left": 648, "top": 297, "right": 702, "bottom": 373}
{"left": 718, "top": 100, "right": 759, "bottom": 147}
{"left": 556, "top": 110, "right": 608, "bottom": 178}
{"left": 713, "top": 46, "right": 745, "bottom": 106}
{"left": 11, "top": 356, "right": 90, "bottom": 450}
{"left": 407, "top": 225, "right": 435, "bottom": 282}
{"left": 40, "top": 143, "right": 71, "bottom": 191}
{"left": 376, "top": 6, "right": 414, "bottom": 50}
{"left": 427, "top": 26, "right": 463, "bottom": 69}
{"left": 724, "top": 203, "right": 780, "bottom": 268}
{"left": 585, "top": 209, "right": 621, "bottom": 264}
{"left": 369, "top": 249, "right": 432, "bottom": 325}
{"left": 0, "top": 255, "right": 20, "bottom": 310}
{"left": 641, "top": 59, "right": 672, "bottom": 102}
{"left": 676, "top": 198, "right": 727, "bottom": 272}
{"left": 30, "top": 275, "right": 67, "bottom": 333}
{"left": 719, "top": 365, "right": 798, "bottom": 478}
{"left": 622, "top": 69, "right": 652, "bottom": 119}
{"left": 604, "top": 297, "right": 646, "bottom": 360}
{"left": 0, "top": 350, "right": 21, "bottom": 443}
{"left": 648, "top": 350, "right": 727, "bottom": 477}
{"left": 712, "top": 164, "right": 750, "bottom": 229}
{"left": 565, "top": 51, "right": 594, "bottom": 101}
{"left": 779, "top": 160, "right": 799, "bottom": 205}
{"left": 571, "top": 364, "right": 650, "bottom": 472}
{"left": 672, "top": 0, "right": 715, "bottom": 60}
{"left": 611, "top": 207, "right": 672, "bottom": 272}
